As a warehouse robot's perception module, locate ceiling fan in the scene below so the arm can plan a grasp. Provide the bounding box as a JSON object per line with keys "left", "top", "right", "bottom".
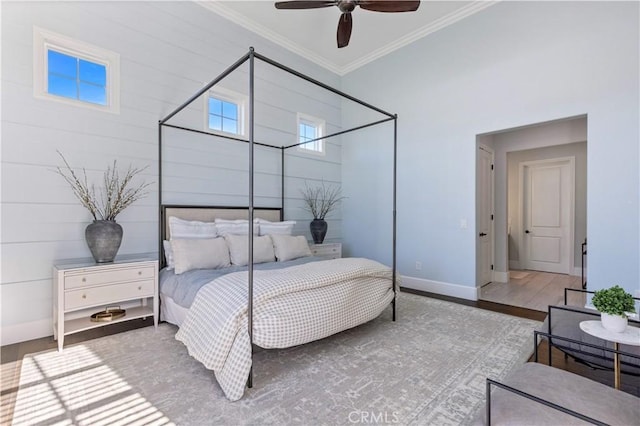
{"left": 274, "top": 1, "right": 421, "bottom": 48}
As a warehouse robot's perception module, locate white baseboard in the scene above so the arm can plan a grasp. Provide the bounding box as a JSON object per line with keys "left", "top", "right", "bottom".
{"left": 492, "top": 270, "right": 509, "bottom": 283}
{"left": 572, "top": 266, "right": 582, "bottom": 277}
{"left": 401, "top": 275, "right": 478, "bottom": 301}
{"left": 2, "top": 319, "right": 52, "bottom": 346}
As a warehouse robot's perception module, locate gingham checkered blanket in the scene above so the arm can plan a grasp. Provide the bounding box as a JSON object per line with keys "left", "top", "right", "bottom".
{"left": 175, "top": 257, "right": 395, "bottom": 401}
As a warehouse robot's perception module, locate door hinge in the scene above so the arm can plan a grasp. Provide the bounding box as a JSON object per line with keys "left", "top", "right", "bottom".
{"left": 490, "top": 264, "right": 494, "bottom": 270}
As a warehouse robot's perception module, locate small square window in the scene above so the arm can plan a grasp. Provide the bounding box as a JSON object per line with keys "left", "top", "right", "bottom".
{"left": 297, "top": 114, "right": 325, "bottom": 154}
{"left": 34, "top": 27, "right": 119, "bottom": 113}
{"left": 205, "top": 89, "right": 246, "bottom": 137}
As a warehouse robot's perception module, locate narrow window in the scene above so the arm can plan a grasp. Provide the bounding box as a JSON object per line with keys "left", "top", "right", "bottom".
{"left": 208, "top": 97, "right": 239, "bottom": 134}
{"left": 33, "top": 27, "right": 120, "bottom": 113}
{"left": 297, "top": 114, "right": 325, "bottom": 154}
{"left": 205, "top": 89, "right": 246, "bottom": 136}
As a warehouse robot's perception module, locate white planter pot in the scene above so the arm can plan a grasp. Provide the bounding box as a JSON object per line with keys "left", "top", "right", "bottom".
{"left": 600, "top": 312, "right": 628, "bottom": 333}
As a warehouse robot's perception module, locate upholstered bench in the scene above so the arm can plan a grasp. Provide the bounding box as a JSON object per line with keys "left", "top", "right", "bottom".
{"left": 472, "top": 362, "right": 640, "bottom": 425}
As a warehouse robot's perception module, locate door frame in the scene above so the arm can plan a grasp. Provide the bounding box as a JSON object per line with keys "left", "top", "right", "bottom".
{"left": 518, "top": 156, "right": 575, "bottom": 274}
{"left": 476, "top": 144, "right": 495, "bottom": 287}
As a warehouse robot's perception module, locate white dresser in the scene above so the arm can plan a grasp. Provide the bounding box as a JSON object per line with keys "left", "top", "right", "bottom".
{"left": 310, "top": 242, "right": 342, "bottom": 260}
{"left": 53, "top": 254, "right": 158, "bottom": 351}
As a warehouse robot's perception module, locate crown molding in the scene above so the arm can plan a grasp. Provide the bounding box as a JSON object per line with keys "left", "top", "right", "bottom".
{"left": 341, "top": 1, "right": 500, "bottom": 74}
{"left": 197, "top": 1, "right": 499, "bottom": 76}
{"left": 196, "top": 1, "right": 343, "bottom": 74}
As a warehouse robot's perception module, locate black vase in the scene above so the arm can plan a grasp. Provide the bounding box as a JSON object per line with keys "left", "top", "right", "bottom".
{"left": 310, "top": 219, "right": 328, "bottom": 244}
{"left": 85, "top": 220, "right": 123, "bottom": 263}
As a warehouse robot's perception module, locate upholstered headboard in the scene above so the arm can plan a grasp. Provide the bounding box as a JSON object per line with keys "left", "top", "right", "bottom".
{"left": 161, "top": 205, "right": 282, "bottom": 240}
{"left": 160, "top": 205, "right": 282, "bottom": 267}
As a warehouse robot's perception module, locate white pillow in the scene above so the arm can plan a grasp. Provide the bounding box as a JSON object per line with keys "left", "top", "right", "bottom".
{"left": 171, "top": 238, "right": 230, "bottom": 274}
{"left": 224, "top": 234, "right": 275, "bottom": 266}
{"left": 269, "top": 234, "right": 312, "bottom": 262}
{"left": 257, "top": 220, "right": 296, "bottom": 236}
{"left": 163, "top": 240, "right": 174, "bottom": 269}
{"left": 169, "top": 217, "right": 218, "bottom": 239}
{"left": 214, "top": 218, "right": 259, "bottom": 235}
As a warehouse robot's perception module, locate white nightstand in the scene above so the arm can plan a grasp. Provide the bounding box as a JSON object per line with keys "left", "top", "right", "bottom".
{"left": 53, "top": 253, "right": 159, "bottom": 351}
{"left": 310, "top": 242, "right": 342, "bottom": 260}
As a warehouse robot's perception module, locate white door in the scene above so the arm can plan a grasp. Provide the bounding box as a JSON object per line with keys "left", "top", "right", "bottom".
{"left": 477, "top": 145, "right": 494, "bottom": 286}
{"left": 522, "top": 158, "right": 574, "bottom": 274}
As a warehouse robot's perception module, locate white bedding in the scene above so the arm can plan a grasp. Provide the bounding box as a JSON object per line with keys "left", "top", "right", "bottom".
{"left": 160, "top": 293, "right": 188, "bottom": 326}
{"left": 175, "top": 257, "right": 395, "bottom": 401}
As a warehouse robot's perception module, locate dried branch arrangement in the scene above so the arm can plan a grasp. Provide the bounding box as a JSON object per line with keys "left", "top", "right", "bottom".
{"left": 54, "top": 151, "right": 152, "bottom": 221}
{"left": 300, "top": 180, "right": 345, "bottom": 220}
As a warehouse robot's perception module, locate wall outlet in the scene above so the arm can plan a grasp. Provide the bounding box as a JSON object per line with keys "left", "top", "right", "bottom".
{"left": 415, "top": 261, "right": 422, "bottom": 271}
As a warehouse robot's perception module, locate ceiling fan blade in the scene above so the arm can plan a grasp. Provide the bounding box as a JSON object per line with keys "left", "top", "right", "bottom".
{"left": 337, "top": 12, "right": 353, "bottom": 48}
{"left": 275, "top": 1, "right": 336, "bottom": 9}
{"left": 358, "top": 1, "right": 420, "bottom": 13}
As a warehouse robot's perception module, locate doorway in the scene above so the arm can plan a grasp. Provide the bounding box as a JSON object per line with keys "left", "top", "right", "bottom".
{"left": 475, "top": 116, "right": 588, "bottom": 310}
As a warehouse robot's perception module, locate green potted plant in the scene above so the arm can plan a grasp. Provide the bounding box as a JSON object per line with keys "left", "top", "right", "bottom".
{"left": 591, "top": 285, "right": 636, "bottom": 332}
{"left": 54, "top": 151, "right": 151, "bottom": 263}
{"left": 300, "top": 180, "right": 345, "bottom": 244}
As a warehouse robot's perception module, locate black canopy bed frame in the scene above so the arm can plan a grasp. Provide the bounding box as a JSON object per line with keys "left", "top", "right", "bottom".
{"left": 158, "top": 47, "right": 398, "bottom": 390}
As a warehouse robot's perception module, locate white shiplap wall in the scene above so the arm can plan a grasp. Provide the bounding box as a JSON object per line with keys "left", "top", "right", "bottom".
{"left": 1, "top": 1, "right": 343, "bottom": 345}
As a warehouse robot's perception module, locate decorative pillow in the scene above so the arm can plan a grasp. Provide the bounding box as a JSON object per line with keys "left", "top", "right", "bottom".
{"left": 224, "top": 234, "right": 275, "bottom": 266}
{"left": 269, "top": 234, "right": 312, "bottom": 262}
{"left": 163, "top": 240, "right": 175, "bottom": 269}
{"left": 214, "top": 218, "right": 259, "bottom": 235}
{"left": 171, "top": 238, "right": 230, "bottom": 274}
{"left": 257, "top": 220, "right": 296, "bottom": 236}
{"left": 169, "top": 217, "right": 218, "bottom": 239}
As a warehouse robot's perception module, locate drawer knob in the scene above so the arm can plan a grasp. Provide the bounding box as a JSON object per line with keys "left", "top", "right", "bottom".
{"left": 138, "top": 286, "right": 142, "bottom": 290}
{"left": 138, "top": 271, "right": 142, "bottom": 275}
{"left": 82, "top": 294, "right": 87, "bottom": 299}
{"left": 82, "top": 277, "right": 86, "bottom": 282}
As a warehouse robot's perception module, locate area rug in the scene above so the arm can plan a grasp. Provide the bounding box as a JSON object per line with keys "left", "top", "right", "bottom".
{"left": 11, "top": 293, "right": 540, "bottom": 426}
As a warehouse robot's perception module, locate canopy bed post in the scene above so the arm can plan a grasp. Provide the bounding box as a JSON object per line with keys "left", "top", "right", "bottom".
{"left": 247, "top": 47, "right": 256, "bottom": 388}
{"left": 281, "top": 147, "right": 285, "bottom": 221}
{"left": 392, "top": 114, "right": 398, "bottom": 322}
{"left": 158, "top": 122, "right": 163, "bottom": 263}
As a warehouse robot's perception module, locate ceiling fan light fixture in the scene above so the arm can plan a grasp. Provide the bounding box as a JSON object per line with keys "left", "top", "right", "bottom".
{"left": 274, "top": 0, "right": 421, "bottom": 48}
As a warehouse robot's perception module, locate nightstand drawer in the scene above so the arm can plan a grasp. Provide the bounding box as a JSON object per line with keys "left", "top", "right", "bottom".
{"left": 310, "top": 243, "right": 342, "bottom": 259}
{"left": 65, "top": 279, "right": 155, "bottom": 310}
{"left": 311, "top": 246, "right": 340, "bottom": 255}
{"left": 65, "top": 266, "right": 155, "bottom": 289}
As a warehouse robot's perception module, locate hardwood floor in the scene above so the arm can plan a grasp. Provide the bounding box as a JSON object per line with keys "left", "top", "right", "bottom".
{"left": 479, "top": 269, "right": 585, "bottom": 312}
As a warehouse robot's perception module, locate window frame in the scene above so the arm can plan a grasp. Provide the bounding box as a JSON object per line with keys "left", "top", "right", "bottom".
{"left": 297, "top": 113, "right": 326, "bottom": 156}
{"left": 33, "top": 27, "right": 120, "bottom": 114}
{"left": 204, "top": 88, "right": 247, "bottom": 137}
